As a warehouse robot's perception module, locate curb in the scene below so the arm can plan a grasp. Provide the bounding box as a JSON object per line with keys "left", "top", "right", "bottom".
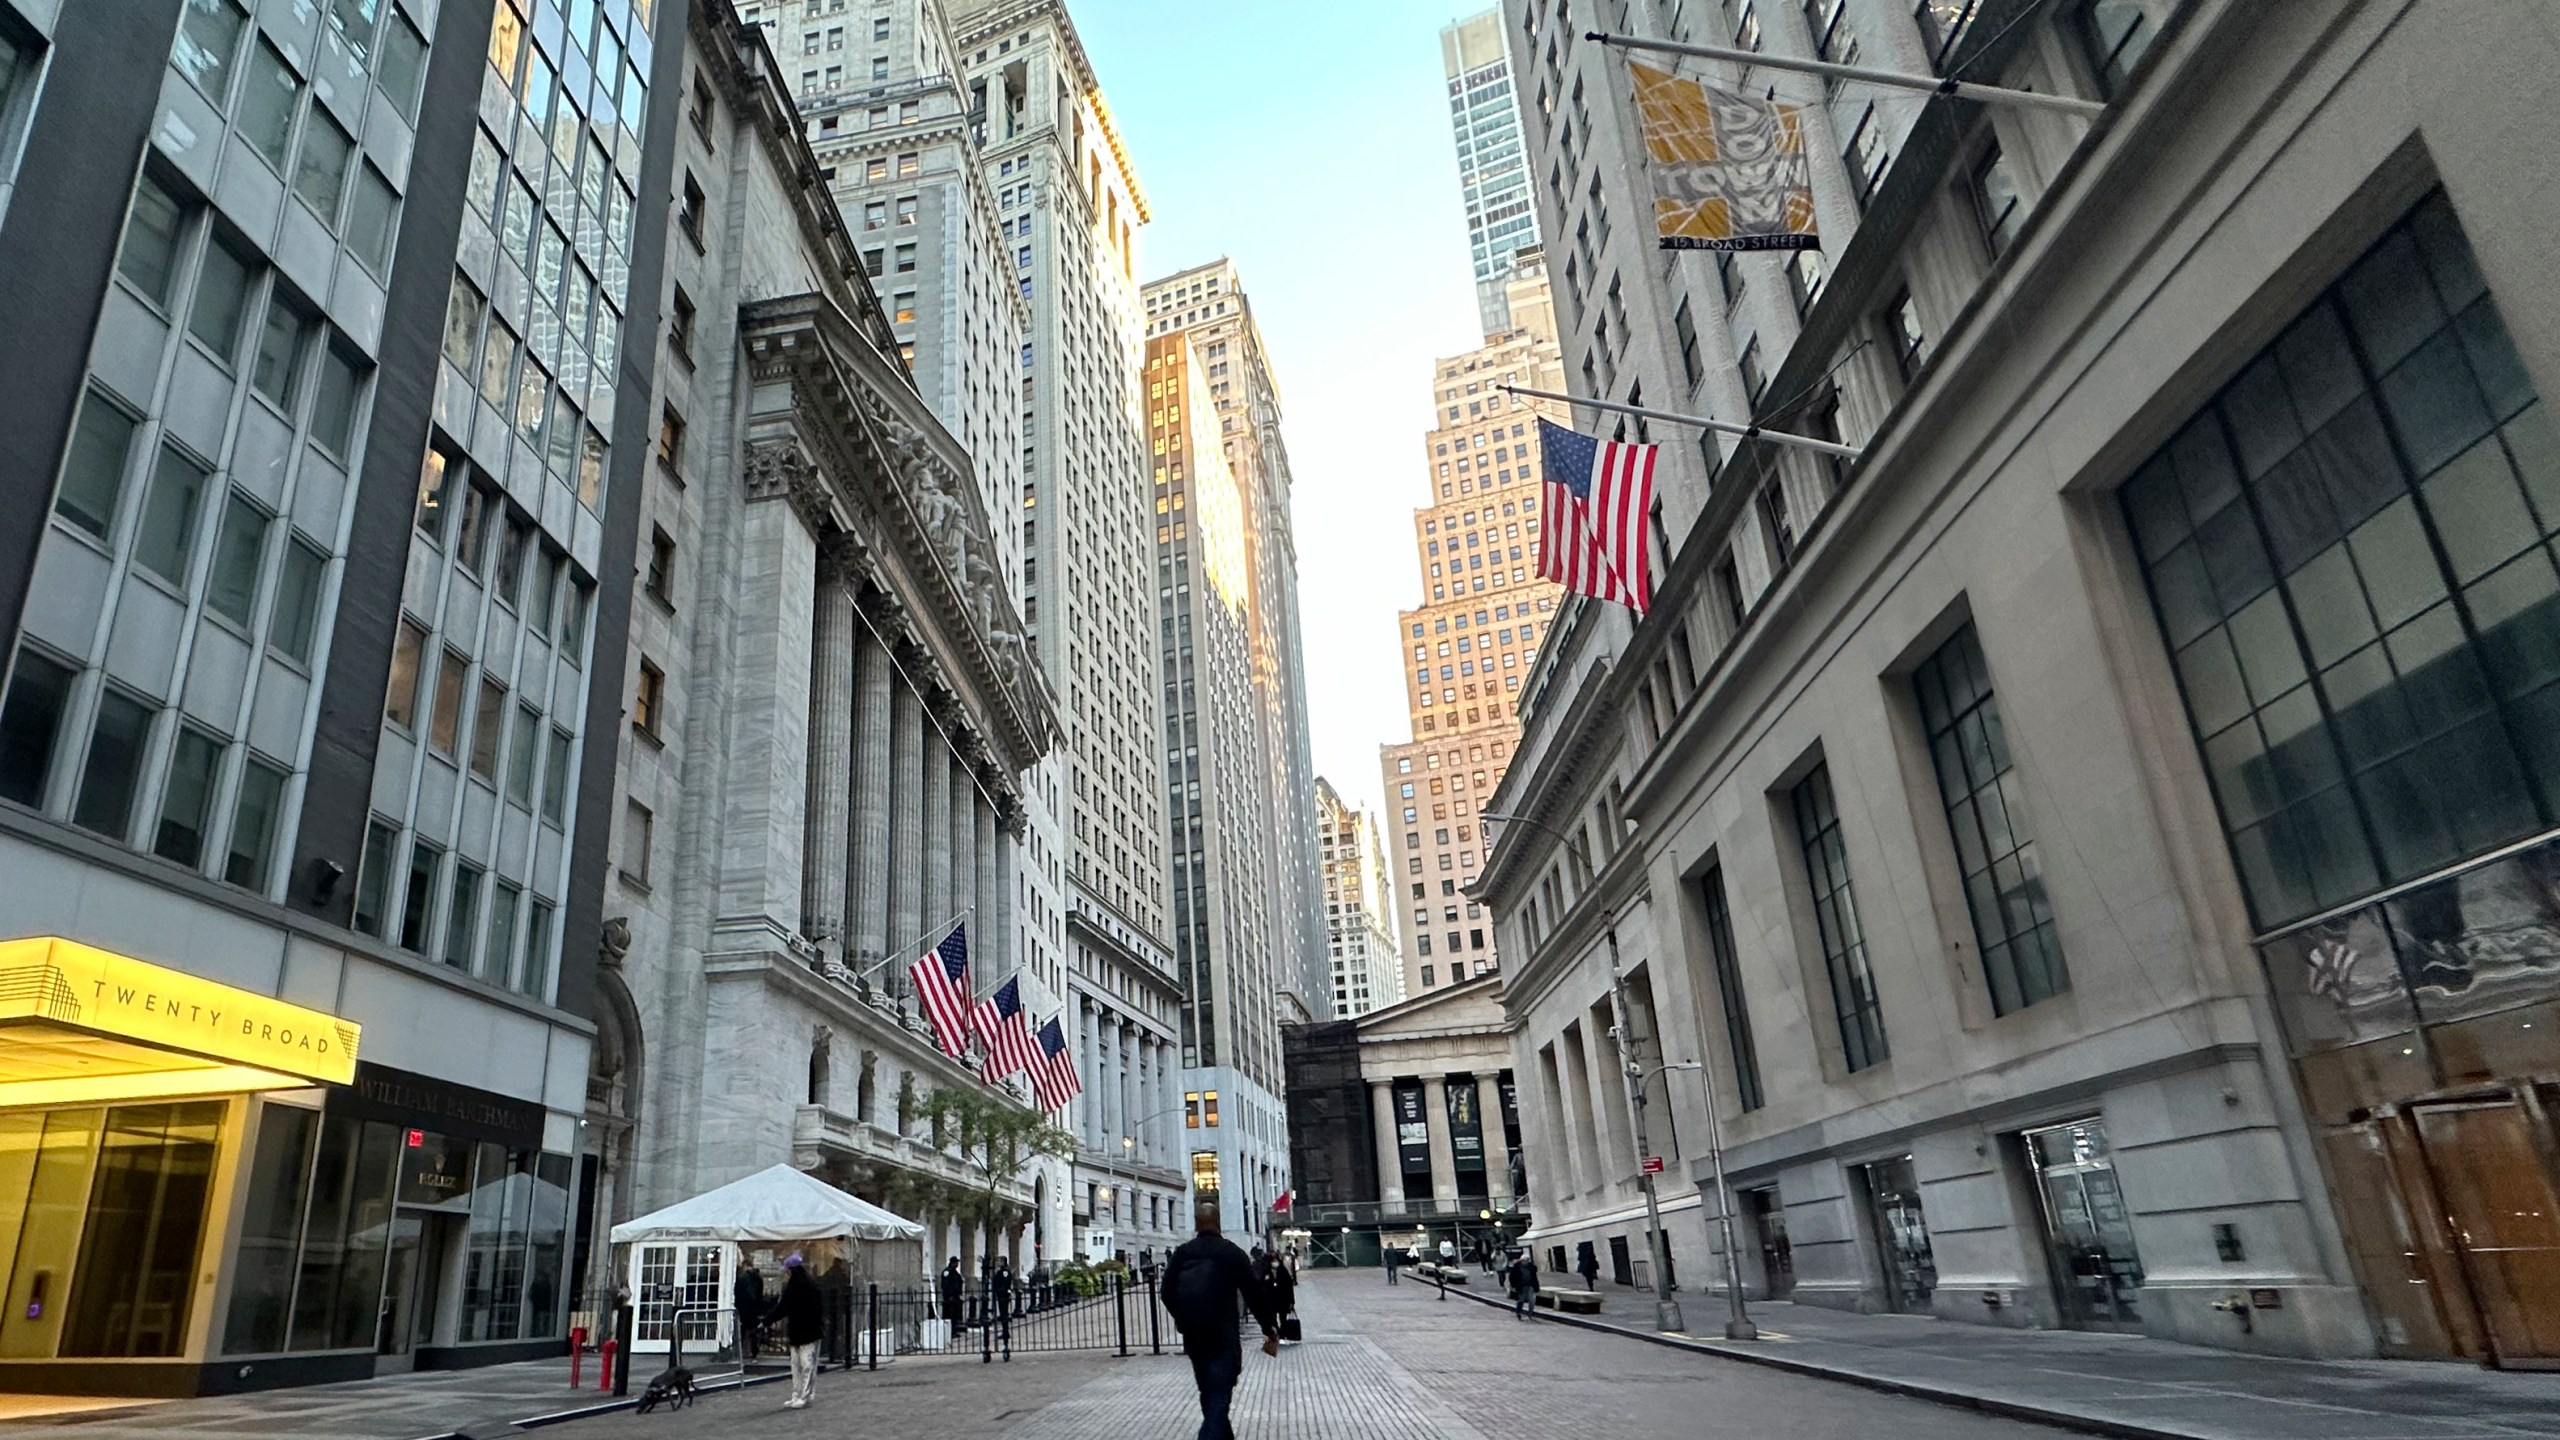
{"left": 412, "top": 1367, "right": 797, "bottom": 1438}
{"left": 1427, "top": 1282, "right": 2197, "bottom": 1440}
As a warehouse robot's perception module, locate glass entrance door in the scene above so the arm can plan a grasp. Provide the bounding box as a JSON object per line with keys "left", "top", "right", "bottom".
{"left": 376, "top": 1210, "right": 453, "bottom": 1373}
{"left": 1742, "top": 1187, "right": 1794, "bottom": 1298}
{"left": 2025, "top": 1119, "right": 2146, "bottom": 1329}
{"left": 1858, "top": 1157, "right": 1936, "bottom": 1312}
{"left": 2411, "top": 1094, "right": 2560, "bottom": 1366}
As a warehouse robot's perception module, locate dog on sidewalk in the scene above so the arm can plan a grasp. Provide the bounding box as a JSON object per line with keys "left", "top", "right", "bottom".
{"left": 635, "top": 1365, "right": 697, "bottom": 1413}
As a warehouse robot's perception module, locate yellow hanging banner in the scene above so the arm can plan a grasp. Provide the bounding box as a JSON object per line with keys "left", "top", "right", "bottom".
{"left": 1631, "top": 62, "right": 1821, "bottom": 252}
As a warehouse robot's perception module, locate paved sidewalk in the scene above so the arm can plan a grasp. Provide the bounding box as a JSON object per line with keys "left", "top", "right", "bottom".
{"left": 1429, "top": 1274, "right": 2557, "bottom": 1440}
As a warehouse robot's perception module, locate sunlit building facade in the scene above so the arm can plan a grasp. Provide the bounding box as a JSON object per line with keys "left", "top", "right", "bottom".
{"left": 1379, "top": 255, "right": 1566, "bottom": 1000}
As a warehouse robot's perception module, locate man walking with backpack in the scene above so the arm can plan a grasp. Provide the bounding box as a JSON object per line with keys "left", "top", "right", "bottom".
{"left": 1162, "top": 1199, "right": 1279, "bottom": 1440}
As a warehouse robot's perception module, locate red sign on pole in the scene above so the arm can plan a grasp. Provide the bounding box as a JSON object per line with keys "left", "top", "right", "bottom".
{"left": 1641, "top": 1155, "right": 1665, "bottom": 1174}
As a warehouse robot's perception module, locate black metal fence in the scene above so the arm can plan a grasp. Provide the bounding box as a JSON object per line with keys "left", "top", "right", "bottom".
{"left": 716, "top": 1276, "right": 1171, "bottom": 1368}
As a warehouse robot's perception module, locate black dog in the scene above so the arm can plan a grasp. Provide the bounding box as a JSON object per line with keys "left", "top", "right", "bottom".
{"left": 635, "top": 1366, "right": 697, "bottom": 1413}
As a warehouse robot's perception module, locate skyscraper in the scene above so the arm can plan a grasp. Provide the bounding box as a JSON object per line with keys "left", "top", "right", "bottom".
{"left": 1317, "top": 779, "right": 1402, "bottom": 1019}
{"left": 947, "top": 0, "right": 1187, "bottom": 1263}
{"left": 1142, "top": 259, "right": 1322, "bottom": 1231}
{"left": 1144, "top": 260, "right": 1329, "bottom": 1021}
{"left": 1378, "top": 254, "right": 1566, "bottom": 999}
{"left": 1441, "top": 8, "right": 1541, "bottom": 336}
{"left": 0, "top": 0, "right": 677, "bottom": 1390}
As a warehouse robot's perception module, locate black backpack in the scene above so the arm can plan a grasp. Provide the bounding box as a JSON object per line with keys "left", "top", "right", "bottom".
{"left": 1163, "top": 1250, "right": 1229, "bottom": 1333}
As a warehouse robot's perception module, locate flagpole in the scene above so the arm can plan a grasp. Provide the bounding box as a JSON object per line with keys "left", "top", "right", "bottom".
{"left": 847, "top": 906, "right": 977, "bottom": 980}
{"left": 1586, "top": 30, "right": 2107, "bottom": 116}
{"left": 1501, "top": 383, "right": 1866, "bottom": 460}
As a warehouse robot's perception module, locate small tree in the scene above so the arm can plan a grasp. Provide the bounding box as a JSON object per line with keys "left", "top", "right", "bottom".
{"left": 927, "top": 1086, "right": 1075, "bottom": 1238}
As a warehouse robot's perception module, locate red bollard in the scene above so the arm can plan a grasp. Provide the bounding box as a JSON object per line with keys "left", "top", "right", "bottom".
{"left": 597, "top": 1337, "right": 618, "bottom": 1391}
{"left": 568, "top": 1326, "right": 587, "bottom": 1388}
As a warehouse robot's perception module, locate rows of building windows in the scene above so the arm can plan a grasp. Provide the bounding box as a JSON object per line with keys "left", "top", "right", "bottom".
{"left": 0, "top": 0, "right": 437, "bottom": 906}
{"left": 1530, "top": 190, "right": 2544, "bottom": 1117}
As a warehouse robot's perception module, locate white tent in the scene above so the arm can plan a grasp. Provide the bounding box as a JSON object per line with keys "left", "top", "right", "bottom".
{"left": 610, "top": 1164, "right": 924, "bottom": 1245}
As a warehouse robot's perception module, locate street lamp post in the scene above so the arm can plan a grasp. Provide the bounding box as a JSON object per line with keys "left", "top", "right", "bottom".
{"left": 1604, "top": 930, "right": 1686, "bottom": 1334}
{"left": 1652, "top": 1061, "right": 1756, "bottom": 1340}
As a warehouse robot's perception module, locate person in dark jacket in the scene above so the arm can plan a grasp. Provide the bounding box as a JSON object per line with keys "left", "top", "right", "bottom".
{"left": 1259, "top": 1253, "right": 1299, "bottom": 1343}
{"left": 938, "top": 1257, "right": 965, "bottom": 1336}
{"left": 1162, "top": 1200, "right": 1279, "bottom": 1440}
{"left": 768, "top": 1254, "right": 825, "bottom": 1410}
{"left": 1576, "top": 1245, "right": 1600, "bottom": 1293}
{"left": 993, "top": 1257, "right": 1018, "bottom": 1329}
{"left": 1508, "top": 1251, "right": 1541, "bottom": 1320}
{"left": 732, "top": 1262, "right": 767, "bottom": 1361}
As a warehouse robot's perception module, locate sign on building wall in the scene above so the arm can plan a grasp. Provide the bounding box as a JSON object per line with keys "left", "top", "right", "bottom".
{"left": 1393, "top": 1082, "right": 1432, "bottom": 1180}
{"left": 1447, "top": 1077, "right": 1485, "bottom": 1173}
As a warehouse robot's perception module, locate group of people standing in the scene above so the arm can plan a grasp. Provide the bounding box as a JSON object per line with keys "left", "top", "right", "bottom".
{"left": 933, "top": 1254, "right": 1061, "bottom": 1329}
{"left": 1379, "top": 1235, "right": 1563, "bottom": 1320}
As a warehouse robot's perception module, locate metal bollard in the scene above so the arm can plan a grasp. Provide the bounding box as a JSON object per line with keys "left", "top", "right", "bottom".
{"left": 568, "top": 1325, "right": 587, "bottom": 1388}
{"left": 1147, "top": 1277, "right": 1162, "bottom": 1356}
{"left": 867, "top": 1283, "right": 880, "bottom": 1372}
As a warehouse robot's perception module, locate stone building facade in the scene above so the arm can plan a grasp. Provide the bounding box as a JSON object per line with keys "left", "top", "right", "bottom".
{"left": 1282, "top": 974, "right": 1524, "bottom": 1266}
{"left": 949, "top": 0, "right": 1186, "bottom": 1266}
{"left": 1482, "top": 0, "right": 2560, "bottom": 1363}
{"left": 601, "top": 2, "right": 1059, "bottom": 1291}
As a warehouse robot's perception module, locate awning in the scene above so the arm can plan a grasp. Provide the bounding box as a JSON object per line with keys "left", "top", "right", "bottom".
{"left": 0, "top": 936, "right": 361, "bottom": 1108}
{"left": 611, "top": 1163, "right": 924, "bottom": 1245}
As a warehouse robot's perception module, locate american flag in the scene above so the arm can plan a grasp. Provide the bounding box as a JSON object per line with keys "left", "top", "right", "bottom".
{"left": 908, "top": 925, "right": 973, "bottom": 1058}
{"left": 1030, "top": 1017, "right": 1081, "bottom": 1112}
{"left": 974, "top": 976, "right": 1040, "bottom": 1083}
{"left": 1535, "top": 416, "right": 1656, "bottom": 615}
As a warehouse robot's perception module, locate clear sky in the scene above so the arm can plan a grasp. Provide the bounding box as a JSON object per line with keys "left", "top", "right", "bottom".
{"left": 1075, "top": 1, "right": 1494, "bottom": 823}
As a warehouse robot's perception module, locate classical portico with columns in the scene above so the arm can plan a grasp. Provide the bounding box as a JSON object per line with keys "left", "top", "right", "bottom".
{"left": 1282, "top": 973, "right": 1527, "bottom": 1267}
{"left": 593, "top": 6, "right": 1065, "bottom": 1297}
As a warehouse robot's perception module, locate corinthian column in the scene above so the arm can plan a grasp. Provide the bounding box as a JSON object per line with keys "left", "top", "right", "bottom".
{"left": 890, "top": 676, "right": 925, "bottom": 995}
{"left": 852, "top": 627, "right": 893, "bottom": 973}
{"left": 978, "top": 793, "right": 1001, "bottom": 978}
{"left": 803, "top": 561, "right": 856, "bottom": 949}
{"left": 953, "top": 758, "right": 979, "bottom": 955}
{"left": 924, "top": 720, "right": 954, "bottom": 947}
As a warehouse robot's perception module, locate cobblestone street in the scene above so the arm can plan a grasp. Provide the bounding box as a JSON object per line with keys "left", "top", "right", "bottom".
{"left": 523, "top": 1272, "right": 2076, "bottom": 1440}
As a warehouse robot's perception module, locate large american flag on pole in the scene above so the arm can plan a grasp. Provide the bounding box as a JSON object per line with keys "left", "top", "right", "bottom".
{"left": 1030, "top": 1017, "right": 1081, "bottom": 1112}
{"left": 974, "top": 976, "right": 1040, "bottom": 1083}
{"left": 908, "top": 924, "right": 972, "bottom": 1058}
{"left": 1535, "top": 416, "right": 1657, "bottom": 615}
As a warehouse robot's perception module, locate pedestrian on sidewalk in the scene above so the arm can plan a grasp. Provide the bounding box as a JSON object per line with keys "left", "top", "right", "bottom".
{"left": 1507, "top": 1251, "right": 1540, "bottom": 1321}
{"left": 1576, "top": 1246, "right": 1600, "bottom": 1293}
{"left": 1384, "top": 1243, "right": 1399, "bottom": 1285}
{"left": 1257, "top": 1251, "right": 1299, "bottom": 1343}
{"left": 1162, "top": 1199, "right": 1280, "bottom": 1440}
{"left": 769, "top": 1253, "right": 824, "bottom": 1410}
{"left": 733, "top": 1261, "right": 767, "bottom": 1362}
{"left": 938, "top": 1257, "right": 965, "bottom": 1335}
{"left": 995, "top": 1258, "right": 1018, "bottom": 1320}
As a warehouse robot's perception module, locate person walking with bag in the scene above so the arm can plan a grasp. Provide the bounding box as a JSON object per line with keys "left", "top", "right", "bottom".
{"left": 1162, "top": 1200, "right": 1279, "bottom": 1440}
{"left": 1508, "top": 1251, "right": 1541, "bottom": 1321}
{"left": 768, "top": 1254, "right": 824, "bottom": 1410}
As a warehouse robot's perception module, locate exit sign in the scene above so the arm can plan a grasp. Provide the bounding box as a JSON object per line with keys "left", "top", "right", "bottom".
{"left": 1641, "top": 1155, "right": 1665, "bottom": 1174}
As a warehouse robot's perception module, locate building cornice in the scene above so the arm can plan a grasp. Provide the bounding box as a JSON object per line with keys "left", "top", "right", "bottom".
{"left": 739, "top": 295, "right": 1058, "bottom": 777}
